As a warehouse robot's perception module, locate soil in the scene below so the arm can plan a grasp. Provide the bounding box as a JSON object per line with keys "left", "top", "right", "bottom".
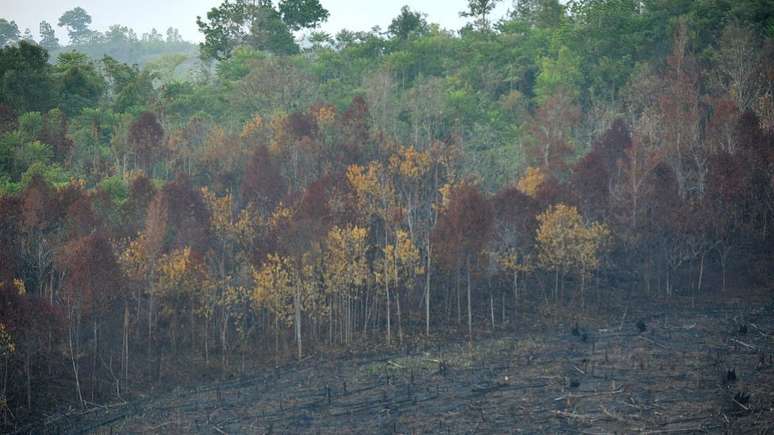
{"left": 21, "top": 288, "right": 774, "bottom": 434}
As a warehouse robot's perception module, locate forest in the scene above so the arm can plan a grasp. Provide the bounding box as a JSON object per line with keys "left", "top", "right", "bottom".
{"left": 1, "top": 0, "right": 773, "bottom": 431}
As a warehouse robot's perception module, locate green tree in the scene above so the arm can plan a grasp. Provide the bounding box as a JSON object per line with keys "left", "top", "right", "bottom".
{"left": 58, "top": 7, "right": 93, "bottom": 45}
{"left": 197, "top": 0, "right": 300, "bottom": 60}
{"left": 388, "top": 6, "right": 430, "bottom": 42}
{"left": 39, "top": 21, "right": 60, "bottom": 51}
{"left": 512, "top": 0, "right": 564, "bottom": 28}
{"left": 0, "top": 41, "right": 53, "bottom": 113}
{"left": 460, "top": 0, "right": 502, "bottom": 31}
{"left": 53, "top": 52, "right": 105, "bottom": 116}
{"left": 278, "top": 0, "right": 330, "bottom": 31}
{"left": 0, "top": 19, "right": 20, "bottom": 47}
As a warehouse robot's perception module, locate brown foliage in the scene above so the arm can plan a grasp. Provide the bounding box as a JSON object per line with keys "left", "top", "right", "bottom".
{"left": 433, "top": 182, "right": 494, "bottom": 268}
{"left": 240, "top": 145, "right": 286, "bottom": 211}
{"left": 129, "top": 111, "right": 165, "bottom": 174}
{"left": 144, "top": 175, "right": 211, "bottom": 257}
{"left": 57, "top": 231, "right": 123, "bottom": 316}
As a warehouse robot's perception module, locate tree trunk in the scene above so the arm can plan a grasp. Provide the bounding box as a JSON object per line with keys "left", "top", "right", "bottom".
{"left": 489, "top": 291, "right": 495, "bottom": 331}
{"left": 122, "top": 301, "right": 129, "bottom": 390}
{"left": 68, "top": 312, "right": 84, "bottom": 408}
{"left": 425, "top": 239, "right": 431, "bottom": 336}
{"left": 697, "top": 252, "right": 705, "bottom": 292}
{"left": 466, "top": 255, "right": 472, "bottom": 343}
{"left": 25, "top": 350, "right": 31, "bottom": 410}
{"left": 513, "top": 271, "right": 518, "bottom": 318}
{"left": 294, "top": 290, "right": 302, "bottom": 360}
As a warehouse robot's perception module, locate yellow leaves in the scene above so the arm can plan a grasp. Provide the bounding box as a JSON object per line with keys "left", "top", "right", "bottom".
{"left": 346, "top": 163, "right": 381, "bottom": 198}
{"left": 517, "top": 167, "right": 546, "bottom": 198}
{"left": 158, "top": 247, "right": 194, "bottom": 286}
{"left": 269, "top": 203, "right": 293, "bottom": 229}
{"left": 323, "top": 226, "right": 369, "bottom": 298}
{"left": 347, "top": 162, "right": 396, "bottom": 219}
{"left": 13, "top": 278, "right": 26, "bottom": 296}
{"left": 378, "top": 229, "right": 424, "bottom": 289}
{"left": 312, "top": 104, "right": 336, "bottom": 127}
{"left": 251, "top": 253, "right": 296, "bottom": 325}
{"left": 388, "top": 145, "right": 431, "bottom": 180}
{"left": 269, "top": 114, "right": 290, "bottom": 155}
{"left": 201, "top": 187, "right": 233, "bottom": 238}
{"left": 119, "top": 235, "right": 149, "bottom": 281}
{"left": 536, "top": 203, "right": 610, "bottom": 275}
{"left": 496, "top": 250, "right": 534, "bottom": 274}
{"left": 201, "top": 187, "right": 260, "bottom": 248}
{"left": 240, "top": 114, "right": 264, "bottom": 140}
{"left": 0, "top": 323, "right": 14, "bottom": 356}
{"left": 155, "top": 246, "right": 214, "bottom": 317}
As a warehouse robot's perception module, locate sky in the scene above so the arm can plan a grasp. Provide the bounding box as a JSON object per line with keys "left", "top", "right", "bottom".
{"left": 2, "top": 0, "right": 513, "bottom": 44}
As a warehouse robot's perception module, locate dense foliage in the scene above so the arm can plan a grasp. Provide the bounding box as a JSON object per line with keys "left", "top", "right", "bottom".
{"left": 0, "top": 0, "right": 773, "bottom": 426}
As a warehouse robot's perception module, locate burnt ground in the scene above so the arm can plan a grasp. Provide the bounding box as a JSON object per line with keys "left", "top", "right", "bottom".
{"left": 24, "top": 289, "right": 774, "bottom": 434}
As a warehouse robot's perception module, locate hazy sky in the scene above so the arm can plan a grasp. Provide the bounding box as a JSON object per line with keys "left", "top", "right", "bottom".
{"left": 3, "top": 0, "right": 513, "bottom": 44}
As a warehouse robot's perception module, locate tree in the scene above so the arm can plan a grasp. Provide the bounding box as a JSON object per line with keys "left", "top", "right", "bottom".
{"left": 536, "top": 204, "right": 610, "bottom": 304}
{"left": 526, "top": 90, "right": 581, "bottom": 177}
{"left": 388, "top": 6, "right": 430, "bottom": 42}
{"left": 278, "top": 0, "right": 330, "bottom": 31}
{"left": 433, "top": 181, "right": 493, "bottom": 341}
{"left": 0, "top": 19, "right": 20, "bottom": 47}
{"left": 714, "top": 22, "right": 764, "bottom": 112}
{"left": 39, "top": 21, "right": 60, "bottom": 51}
{"left": 54, "top": 52, "right": 106, "bottom": 116}
{"left": 511, "top": 0, "right": 564, "bottom": 28}
{"left": 0, "top": 41, "right": 53, "bottom": 113}
{"left": 128, "top": 112, "right": 164, "bottom": 175}
{"left": 347, "top": 162, "right": 399, "bottom": 344}
{"left": 460, "top": 0, "right": 502, "bottom": 31}
{"left": 56, "top": 232, "right": 122, "bottom": 407}
{"left": 58, "top": 7, "right": 93, "bottom": 45}
{"left": 197, "top": 0, "right": 300, "bottom": 60}
{"left": 154, "top": 247, "right": 212, "bottom": 356}
{"left": 491, "top": 186, "right": 539, "bottom": 319}
{"left": 251, "top": 252, "right": 317, "bottom": 359}
{"left": 322, "top": 226, "right": 368, "bottom": 344}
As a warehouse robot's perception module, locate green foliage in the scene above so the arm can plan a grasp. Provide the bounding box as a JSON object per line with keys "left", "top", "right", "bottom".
{"left": 53, "top": 51, "right": 106, "bottom": 116}
{"left": 58, "top": 7, "right": 93, "bottom": 45}
{"left": 18, "top": 111, "right": 43, "bottom": 140}
{"left": 15, "top": 140, "right": 53, "bottom": 170}
{"left": 197, "top": 0, "right": 299, "bottom": 60}
{"left": 278, "top": 0, "right": 330, "bottom": 31}
{"left": 20, "top": 161, "right": 70, "bottom": 187}
{"left": 0, "top": 18, "right": 20, "bottom": 46}
{"left": 388, "top": 6, "right": 430, "bottom": 42}
{"left": 97, "top": 175, "right": 129, "bottom": 205}
{"left": 0, "top": 41, "right": 53, "bottom": 113}
{"left": 216, "top": 46, "right": 266, "bottom": 81}
{"left": 39, "top": 21, "right": 59, "bottom": 51}
{"left": 535, "top": 45, "right": 582, "bottom": 103}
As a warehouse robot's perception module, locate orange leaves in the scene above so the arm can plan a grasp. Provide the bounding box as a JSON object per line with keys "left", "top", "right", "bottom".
{"left": 388, "top": 145, "right": 431, "bottom": 180}
{"left": 517, "top": 167, "right": 546, "bottom": 198}
{"left": 346, "top": 162, "right": 396, "bottom": 221}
